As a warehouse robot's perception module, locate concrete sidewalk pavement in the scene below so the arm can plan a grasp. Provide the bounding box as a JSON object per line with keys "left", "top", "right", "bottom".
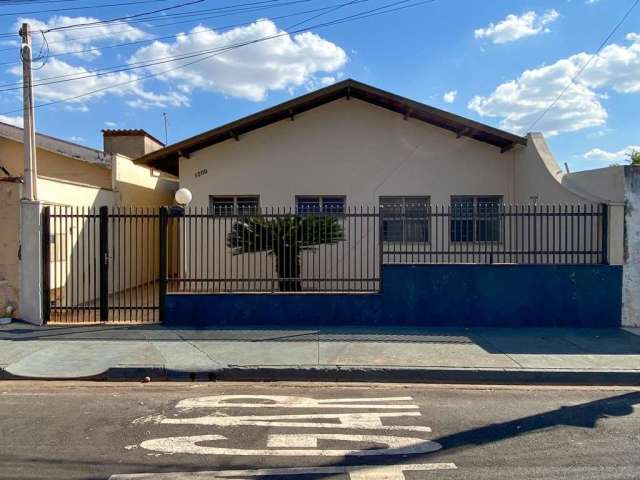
{"left": 1, "top": 322, "right": 640, "bottom": 384}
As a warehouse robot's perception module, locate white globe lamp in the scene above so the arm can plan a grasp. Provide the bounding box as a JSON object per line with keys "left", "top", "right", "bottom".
{"left": 174, "top": 188, "right": 192, "bottom": 207}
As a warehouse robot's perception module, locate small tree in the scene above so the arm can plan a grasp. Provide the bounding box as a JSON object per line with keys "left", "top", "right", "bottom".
{"left": 627, "top": 149, "right": 640, "bottom": 166}
{"left": 227, "top": 214, "right": 344, "bottom": 292}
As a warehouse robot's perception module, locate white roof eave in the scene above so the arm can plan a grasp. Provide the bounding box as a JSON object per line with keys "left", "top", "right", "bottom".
{"left": 0, "top": 121, "right": 113, "bottom": 167}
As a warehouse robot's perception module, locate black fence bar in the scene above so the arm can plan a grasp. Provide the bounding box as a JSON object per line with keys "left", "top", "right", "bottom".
{"left": 41, "top": 206, "right": 51, "bottom": 322}
{"left": 42, "top": 203, "right": 609, "bottom": 317}
{"left": 44, "top": 206, "right": 161, "bottom": 324}
{"left": 158, "top": 206, "right": 168, "bottom": 323}
{"left": 99, "top": 206, "right": 109, "bottom": 322}
{"left": 166, "top": 205, "right": 382, "bottom": 294}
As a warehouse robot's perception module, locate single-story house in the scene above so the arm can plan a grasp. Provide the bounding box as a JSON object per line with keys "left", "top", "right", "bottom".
{"left": 127, "top": 79, "right": 637, "bottom": 328}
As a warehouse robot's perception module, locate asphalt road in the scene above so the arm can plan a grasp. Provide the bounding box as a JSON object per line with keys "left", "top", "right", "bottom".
{"left": 1, "top": 382, "right": 639, "bottom": 480}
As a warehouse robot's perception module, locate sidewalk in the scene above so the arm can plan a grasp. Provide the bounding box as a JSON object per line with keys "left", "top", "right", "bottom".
{"left": 1, "top": 322, "right": 640, "bottom": 385}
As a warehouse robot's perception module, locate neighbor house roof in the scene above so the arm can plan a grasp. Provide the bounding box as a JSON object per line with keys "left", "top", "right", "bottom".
{"left": 102, "top": 128, "right": 165, "bottom": 147}
{"left": 135, "top": 79, "right": 528, "bottom": 176}
{"left": 0, "top": 120, "right": 113, "bottom": 166}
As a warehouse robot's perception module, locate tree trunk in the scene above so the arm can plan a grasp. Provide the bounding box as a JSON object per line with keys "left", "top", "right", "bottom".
{"left": 275, "top": 247, "right": 302, "bottom": 292}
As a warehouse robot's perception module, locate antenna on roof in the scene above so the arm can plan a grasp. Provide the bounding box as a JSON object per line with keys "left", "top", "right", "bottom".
{"left": 163, "top": 112, "right": 168, "bottom": 145}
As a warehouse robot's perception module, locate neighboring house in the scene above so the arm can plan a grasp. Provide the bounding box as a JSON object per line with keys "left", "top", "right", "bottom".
{"left": 0, "top": 122, "right": 178, "bottom": 318}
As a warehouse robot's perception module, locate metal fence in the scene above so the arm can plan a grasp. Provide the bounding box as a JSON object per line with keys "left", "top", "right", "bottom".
{"left": 43, "top": 206, "right": 160, "bottom": 324}
{"left": 164, "top": 203, "right": 607, "bottom": 294}
{"left": 382, "top": 203, "right": 608, "bottom": 265}
{"left": 42, "top": 203, "right": 609, "bottom": 323}
{"left": 166, "top": 206, "right": 382, "bottom": 293}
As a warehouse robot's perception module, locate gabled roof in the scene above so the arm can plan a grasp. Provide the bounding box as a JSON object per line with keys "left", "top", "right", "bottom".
{"left": 136, "top": 79, "right": 528, "bottom": 176}
{"left": 0, "top": 120, "right": 113, "bottom": 166}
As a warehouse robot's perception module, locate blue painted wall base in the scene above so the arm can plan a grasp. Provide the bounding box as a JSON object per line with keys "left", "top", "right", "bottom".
{"left": 165, "top": 265, "right": 623, "bottom": 328}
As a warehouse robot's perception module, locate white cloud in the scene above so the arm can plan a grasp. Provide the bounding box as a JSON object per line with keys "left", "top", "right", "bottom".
{"left": 0, "top": 115, "right": 23, "bottom": 127}
{"left": 583, "top": 145, "right": 640, "bottom": 163}
{"left": 16, "top": 15, "right": 147, "bottom": 60}
{"left": 128, "top": 20, "right": 347, "bottom": 101}
{"left": 474, "top": 10, "right": 559, "bottom": 44}
{"left": 443, "top": 90, "right": 457, "bottom": 103}
{"left": 3, "top": 19, "right": 346, "bottom": 111}
{"left": 468, "top": 32, "right": 640, "bottom": 136}
{"left": 8, "top": 58, "right": 188, "bottom": 109}
{"left": 67, "top": 136, "right": 85, "bottom": 143}
{"left": 104, "top": 121, "right": 118, "bottom": 128}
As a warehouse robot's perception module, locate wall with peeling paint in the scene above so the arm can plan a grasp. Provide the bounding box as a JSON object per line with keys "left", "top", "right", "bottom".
{"left": 622, "top": 166, "right": 640, "bottom": 327}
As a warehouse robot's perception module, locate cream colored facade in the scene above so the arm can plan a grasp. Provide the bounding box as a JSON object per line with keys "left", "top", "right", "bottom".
{"left": 180, "top": 99, "right": 618, "bottom": 209}
{"left": 166, "top": 97, "right": 625, "bottom": 296}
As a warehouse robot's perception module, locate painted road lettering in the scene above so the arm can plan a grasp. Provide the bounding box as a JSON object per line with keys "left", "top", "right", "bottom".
{"left": 140, "top": 433, "right": 442, "bottom": 456}
{"left": 121, "top": 394, "right": 456, "bottom": 478}
{"left": 160, "top": 411, "right": 431, "bottom": 432}
{"left": 175, "top": 395, "right": 420, "bottom": 410}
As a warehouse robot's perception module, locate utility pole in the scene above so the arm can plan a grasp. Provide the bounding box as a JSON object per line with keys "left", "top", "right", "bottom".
{"left": 20, "top": 22, "right": 37, "bottom": 201}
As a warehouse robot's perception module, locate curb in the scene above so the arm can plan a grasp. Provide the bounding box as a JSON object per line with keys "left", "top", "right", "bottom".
{"left": 3, "top": 365, "right": 640, "bottom": 386}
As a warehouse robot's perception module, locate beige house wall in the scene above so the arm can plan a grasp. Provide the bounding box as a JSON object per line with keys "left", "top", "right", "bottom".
{"left": 0, "top": 136, "right": 112, "bottom": 189}
{"left": 1, "top": 130, "right": 177, "bottom": 321}
{"left": 563, "top": 165, "right": 626, "bottom": 204}
{"left": 173, "top": 98, "right": 623, "bottom": 291}
{"left": 113, "top": 154, "right": 177, "bottom": 206}
{"left": 0, "top": 182, "right": 21, "bottom": 314}
{"left": 181, "top": 98, "right": 518, "bottom": 207}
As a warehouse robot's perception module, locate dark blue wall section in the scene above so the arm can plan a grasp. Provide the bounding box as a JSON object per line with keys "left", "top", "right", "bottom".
{"left": 165, "top": 265, "right": 622, "bottom": 328}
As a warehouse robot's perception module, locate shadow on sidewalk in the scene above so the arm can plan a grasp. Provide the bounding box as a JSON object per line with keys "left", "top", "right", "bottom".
{"left": 2, "top": 322, "right": 640, "bottom": 355}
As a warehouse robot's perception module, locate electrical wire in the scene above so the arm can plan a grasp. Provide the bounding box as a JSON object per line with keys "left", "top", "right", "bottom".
{"left": 0, "top": 0, "right": 435, "bottom": 115}
{"left": 526, "top": 0, "right": 639, "bottom": 132}
{"left": 0, "top": 0, "right": 364, "bottom": 77}
{"left": 0, "top": 0, "right": 387, "bottom": 91}
{"left": 43, "top": 0, "right": 206, "bottom": 32}
{"left": 0, "top": 0, "right": 176, "bottom": 17}
{"left": 0, "top": 0, "right": 299, "bottom": 37}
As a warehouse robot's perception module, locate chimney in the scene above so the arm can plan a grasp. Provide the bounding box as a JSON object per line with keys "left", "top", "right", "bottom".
{"left": 102, "top": 129, "right": 165, "bottom": 159}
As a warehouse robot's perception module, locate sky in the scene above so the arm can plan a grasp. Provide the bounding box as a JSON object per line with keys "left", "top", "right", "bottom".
{"left": 0, "top": 0, "right": 638, "bottom": 172}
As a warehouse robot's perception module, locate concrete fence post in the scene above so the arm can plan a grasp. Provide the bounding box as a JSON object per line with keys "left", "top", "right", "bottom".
{"left": 607, "top": 204, "right": 625, "bottom": 266}
{"left": 622, "top": 166, "right": 640, "bottom": 327}
{"left": 19, "top": 200, "right": 44, "bottom": 325}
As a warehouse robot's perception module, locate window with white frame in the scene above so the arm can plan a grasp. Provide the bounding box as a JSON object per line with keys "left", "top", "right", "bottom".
{"left": 450, "top": 195, "right": 502, "bottom": 242}
{"left": 296, "top": 196, "right": 346, "bottom": 214}
{"left": 209, "top": 195, "right": 260, "bottom": 215}
{"left": 379, "top": 196, "right": 430, "bottom": 242}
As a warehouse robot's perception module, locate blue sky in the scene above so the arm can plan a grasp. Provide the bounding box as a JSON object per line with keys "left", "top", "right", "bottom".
{"left": 0, "top": 0, "right": 638, "bottom": 171}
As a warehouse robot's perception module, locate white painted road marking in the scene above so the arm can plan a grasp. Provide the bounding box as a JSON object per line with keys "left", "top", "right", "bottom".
{"left": 109, "top": 463, "right": 458, "bottom": 479}
{"left": 125, "top": 394, "right": 456, "bottom": 477}
{"left": 175, "top": 395, "right": 419, "bottom": 410}
{"left": 139, "top": 433, "right": 442, "bottom": 456}
{"left": 160, "top": 411, "right": 431, "bottom": 432}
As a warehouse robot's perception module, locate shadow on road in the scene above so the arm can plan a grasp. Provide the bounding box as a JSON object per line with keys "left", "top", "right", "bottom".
{"left": 2, "top": 391, "right": 639, "bottom": 479}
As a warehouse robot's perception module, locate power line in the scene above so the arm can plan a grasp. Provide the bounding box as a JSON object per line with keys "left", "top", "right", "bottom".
{"left": 43, "top": 0, "right": 206, "bottom": 32}
{"left": 0, "top": 0, "right": 435, "bottom": 115}
{"left": 0, "top": 0, "right": 352, "bottom": 74}
{"left": 526, "top": 0, "right": 639, "bottom": 132}
{"left": 0, "top": 0, "right": 376, "bottom": 92}
{"left": 0, "top": 0, "right": 174, "bottom": 17}
{"left": 0, "top": 0, "right": 299, "bottom": 37}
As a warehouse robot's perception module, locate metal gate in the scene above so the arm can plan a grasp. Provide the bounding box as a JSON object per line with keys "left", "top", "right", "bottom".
{"left": 42, "top": 206, "right": 162, "bottom": 324}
